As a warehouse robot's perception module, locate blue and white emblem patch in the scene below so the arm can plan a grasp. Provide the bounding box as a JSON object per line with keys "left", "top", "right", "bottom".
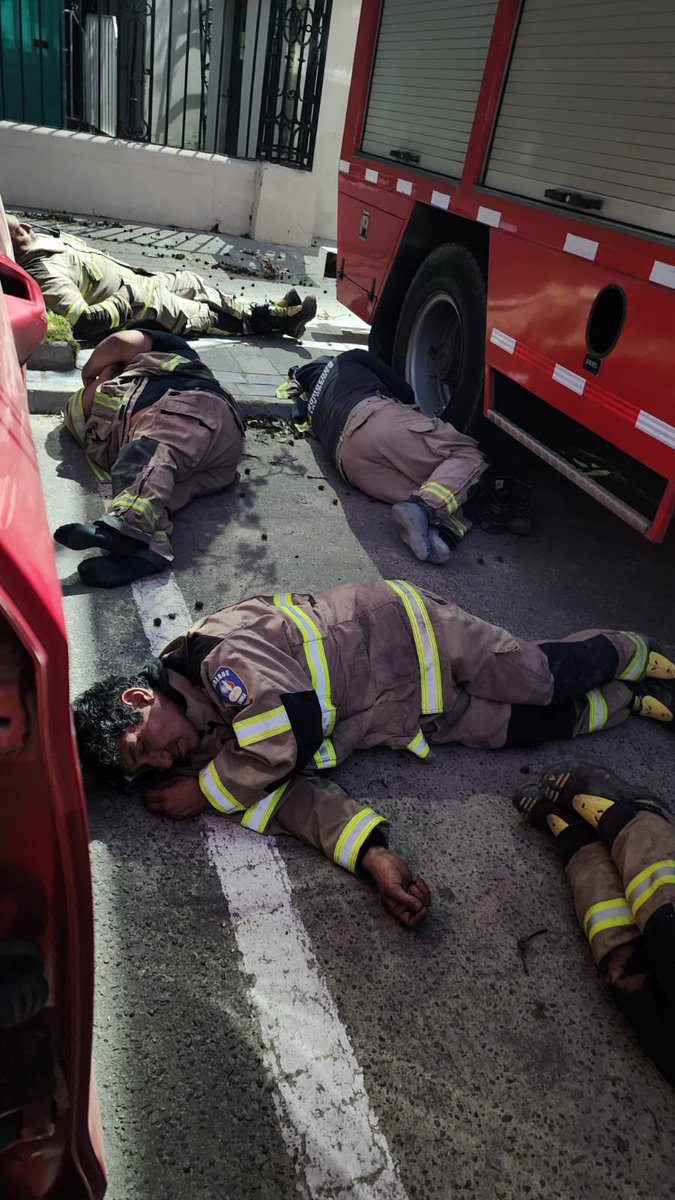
{"left": 211, "top": 666, "right": 248, "bottom": 706}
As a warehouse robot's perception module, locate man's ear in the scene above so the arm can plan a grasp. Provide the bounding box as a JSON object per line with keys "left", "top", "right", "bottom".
{"left": 121, "top": 686, "right": 155, "bottom": 710}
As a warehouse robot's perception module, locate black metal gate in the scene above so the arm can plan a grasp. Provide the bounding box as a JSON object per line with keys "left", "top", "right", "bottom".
{"left": 257, "top": 0, "right": 333, "bottom": 171}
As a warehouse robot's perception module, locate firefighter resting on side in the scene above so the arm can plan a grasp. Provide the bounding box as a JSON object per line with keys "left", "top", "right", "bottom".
{"left": 279, "top": 349, "right": 533, "bottom": 563}
{"left": 514, "top": 761, "right": 675, "bottom": 1087}
{"left": 72, "top": 580, "right": 675, "bottom": 927}
{"left": 54, "top": 328, "right": 245, "bottom": 588}
{"left": 8, "top": 215, "right": 316, "bottom": 341}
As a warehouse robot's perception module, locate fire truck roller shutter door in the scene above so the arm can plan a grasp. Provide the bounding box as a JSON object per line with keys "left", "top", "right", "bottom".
{"left": 392, "top": 242, "right": 486, "bottom": 434}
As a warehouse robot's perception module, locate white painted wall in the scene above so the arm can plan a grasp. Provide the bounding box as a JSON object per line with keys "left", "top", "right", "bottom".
{"left": 0, "top": 1, "right": 361, "bottom": 245}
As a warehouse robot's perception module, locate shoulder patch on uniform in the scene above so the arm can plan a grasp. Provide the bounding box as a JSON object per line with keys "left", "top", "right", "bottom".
{"left": 211, "top": 666, "right": 248, "bottom": 706}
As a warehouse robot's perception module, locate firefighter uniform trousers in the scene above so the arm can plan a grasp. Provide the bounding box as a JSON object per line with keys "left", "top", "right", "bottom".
{"left": 335, "top": 395, "right": 487, "bottom": 539}
{"left": 20, "top": 234, "right": 293, "bottom": 337}
{"left": 565, "top": 806, "right": 675, "bottom": 1083}
{"left": 157, "top": 582, "right": 657, "bottom": 877}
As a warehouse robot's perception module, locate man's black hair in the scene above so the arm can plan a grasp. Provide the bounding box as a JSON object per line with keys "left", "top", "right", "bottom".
{"left": 72, "top": 656, "right": 178, "bottom": 777}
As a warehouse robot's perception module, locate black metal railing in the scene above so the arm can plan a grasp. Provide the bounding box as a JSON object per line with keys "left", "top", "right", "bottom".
{"left": 0, "top": 0, "right": 332, "bottom": 169}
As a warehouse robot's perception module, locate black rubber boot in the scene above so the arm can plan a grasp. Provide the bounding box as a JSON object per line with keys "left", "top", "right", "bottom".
{"left": 538, "top": 760, "right": 667, "bottom": 815}
{"left": 77, "top": 554, "right": 164, "bottom": 588}
{"left": 476, "top": 476, "right": 511, "bottom": 533}
{"left": 630, "top": 678, "right": 675, "bottom": 731}
{"left": 271, "top": 296, "right": 317, "bottom": 339}
{"left": 506, "top": 479, "right": 533, "bottom": 536}
{"left": 54, "top": 521, "right": 144, "bottom": 557}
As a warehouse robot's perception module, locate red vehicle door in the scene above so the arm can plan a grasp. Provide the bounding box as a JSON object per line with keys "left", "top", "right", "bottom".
{"left": 0, "top": 238, "right": 106, "bottom": 1198}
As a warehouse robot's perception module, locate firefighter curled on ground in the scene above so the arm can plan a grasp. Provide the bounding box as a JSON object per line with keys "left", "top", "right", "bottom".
{"left": 55, "top": 328, "right": 245, "bottom": 588}
{"left": 514, "top": 762, "right": 675, "bottom": 1087}
{"left": 72, "top": 579, "right": 675, "bottom": 927}
{"left": 279, "top": 350, "right": 534, "bottom": 562}
{"left": 7, "top": 215, "right": 316, "bottom": 341}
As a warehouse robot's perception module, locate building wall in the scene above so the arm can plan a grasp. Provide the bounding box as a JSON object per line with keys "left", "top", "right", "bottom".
{"left": 0, "top": 2, "right": 361, "bottom": 245}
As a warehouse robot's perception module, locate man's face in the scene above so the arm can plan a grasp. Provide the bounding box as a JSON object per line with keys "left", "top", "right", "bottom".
{"left": 7, "top": 217, "right": 36, "bottom": 257}
{"left": 117, "top": 688, "right": 200, "bottom": 773}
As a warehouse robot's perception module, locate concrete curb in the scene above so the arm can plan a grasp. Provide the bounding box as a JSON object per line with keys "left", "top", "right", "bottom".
{"left": 27, "top": 370, "right": 291, "bottom": 420}
{"left": 27, "top": 341, "right": 77, "bottom": 371}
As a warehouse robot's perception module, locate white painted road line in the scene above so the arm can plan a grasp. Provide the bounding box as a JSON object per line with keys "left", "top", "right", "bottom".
{"left": 206, "top": 821, "right": 411, "bottom": 1200}
{"left": 126, "top": 565, "right": 410, "bottom": 1200}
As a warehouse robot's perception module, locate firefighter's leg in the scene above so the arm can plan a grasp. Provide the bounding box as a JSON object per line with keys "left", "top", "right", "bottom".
{"left": 512, "top": 779, "right": 675, "bottom": 1084}
{"left": 126, "top": 277, "right": 216, "bottom": 335}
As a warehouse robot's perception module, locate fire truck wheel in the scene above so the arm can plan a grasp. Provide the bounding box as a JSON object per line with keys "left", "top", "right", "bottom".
{"left": 393, "top": 243, "right": 486, "bottom": 432}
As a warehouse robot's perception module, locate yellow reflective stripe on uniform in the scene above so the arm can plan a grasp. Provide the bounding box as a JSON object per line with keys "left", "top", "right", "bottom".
{"left": 273, "top": 593, "right": 336, "bottom": 735}
{"left": 138, "top": 279, "right": 155, "bottom": 320}
{"left": 241, "top": 782, "right": 290, "bottom": 832}
{"left": 234, "top": 705, "right": 292, "bottom": 748}
{"left": 86, "top": 257, "right": 103, "bottom": 281}
{"left": 85, "top": 455, "right": 111, "bottom": 483}
{"left": 64, "top": 388, "right": 87, "bottom": 445}
{"left": 66, "top": 294, "right": 87, "bottom": 324}
{"left": 161, "top": 354, "right": 188, "bottom": 372}
{"left": 419, "top": 481, "right": 458, "bottom": 516}
{"left": 110, "top": 492, "right": 159, "bottom": 528}
{"left": 406, "top": 730, "right": 430, "bottom": 759}
{"left": 385, "top": 581, "right": 442, "bottom": 714}
{"left": 313, "top": 738, "right": 337, "bottom": 770}
{"left": 583, "top": 897, "right": 636, "bottom": 943}
{"left": 333, "top": 808, "right": 386, "bottom": 873}
{"left": 93, "top": 390, "right": 128, "bottom": 411}
{"left": 586, "top": 688, "right": 609, "bottom": 733}
{"left": 198, "top": 761, "right": 245, "bottom": 813}
{"left": 625, "top": 859, "right": 675, "bottom": 916}
{"left": 100, "top": 298, "right": 121, "bottom": 329}
{"left": 618, "top": 633, "right": 648, "bottom": 682}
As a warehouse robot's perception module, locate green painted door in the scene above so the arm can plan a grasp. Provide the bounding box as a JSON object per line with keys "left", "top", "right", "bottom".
{"left": 0, "top": 0, "right": 64, "bottom": 127}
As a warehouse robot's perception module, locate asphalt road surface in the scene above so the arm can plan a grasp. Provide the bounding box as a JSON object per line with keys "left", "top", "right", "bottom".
{"left": 33, "top": 328, "right": 675, "bottom": 1200}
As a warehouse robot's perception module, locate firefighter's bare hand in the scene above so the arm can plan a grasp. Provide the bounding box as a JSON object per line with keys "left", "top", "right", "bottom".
{"left": 144, "top": 776, "right": 208, "bottom": 820}
{"left": 361, "top": 846, "right": 431, "bottom": 928}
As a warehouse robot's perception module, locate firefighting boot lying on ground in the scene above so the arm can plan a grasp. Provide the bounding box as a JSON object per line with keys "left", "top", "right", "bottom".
{"left": 630, "top": 679, "right": 675, "bottom": 731}
{"left": 249, "top": 295, "right": 317, "bottom": 339}
{"left": 512, "top": 779, "right": 580, "bottom": 833}
{"left": 476, "top": 476, "right": 533, "bottom": 535}
{"left": 77, "top": 553, "right": 162, "bottom": 588}
{"left": 647, "top": 644, "right": 675, "bottom": 680}
{"left": 54, "top": 521, "right": 143, "bottom": 557}
{"left": 537, "top": 761, "right": 668, "bottom": 818}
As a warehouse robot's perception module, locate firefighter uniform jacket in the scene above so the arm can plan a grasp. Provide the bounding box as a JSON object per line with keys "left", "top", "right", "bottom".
{"left": 158, "top": 580, "right": 549, "bottom": 871}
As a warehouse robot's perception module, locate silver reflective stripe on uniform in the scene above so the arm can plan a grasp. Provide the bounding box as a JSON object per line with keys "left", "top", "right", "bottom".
{"left": 406, "top": 730, "right": 430, "bottom": 759}
{"left": 625, "top": 859, "right": 675, "bottom": 917}
{"left": 333, "top": 807, "right": 386, "bottom": 873}
{"left": 66, "top": 294, "right": 87, "bottom": 324}
{"left": 64, "top": 388, "right": 87, "bottom": 445}
{"left": 234, "top": 705, "right": 292, "bottom": 748}
{"left": 419, "top": 481, "right": 458, "bottom": 516}
{"left": 586, "top": 688, "right": 609, "bottom": 733}
{"left": 583, "top": 897, "right": 636, "bottom": 944}
{"left": 241, "top": 781, "right": 291, "bottom": 832}
{"left": 385, "top": 581, "right": 442, "bottom": 714}
{"left": 618, "top": 633, "right": 648, "bottom": 682}
{"left": 273, "top": 593, "right": 337, "bottom": 771}
{"left": 110, "top": 491, "right": 159, "bottom": 530}
{"left": 199, "top": 761, "right": 245, "bottom": 813}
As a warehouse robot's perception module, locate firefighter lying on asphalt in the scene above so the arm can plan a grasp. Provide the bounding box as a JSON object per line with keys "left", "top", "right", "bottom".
{"left": 514, "top": 761, "right": 675, "bottom": 1086}
{"left": 7, "top": 215, "right": 316, "bottom": 341}
{"left": 54, "top": 328, "right": 245, "bottom": 588}
{"left": 72, "top": 579, "right": 675, "bottom": 926}
{"left": 279, "top": 349, "right": 533, "bottom": 563}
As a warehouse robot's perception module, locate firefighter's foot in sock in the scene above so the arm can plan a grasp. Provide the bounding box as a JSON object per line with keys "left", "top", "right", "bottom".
{"left": 392, "top": 501, "right": 430, "bottom": 561}
{"left": 427, "top": 527, "right": 451, "bottom": 565}
{"left": 539, "top": 760, "right": 666, "bottom": 815}
{"left": 77, "top": 554, "right": 164, "bottom": 589}
{"left": 54, "top": 521, "right": 143, "bottom": 557}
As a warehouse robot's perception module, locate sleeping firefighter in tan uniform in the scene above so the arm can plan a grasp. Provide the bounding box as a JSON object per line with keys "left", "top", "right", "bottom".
{"left": 8, "top": 216, "right": 316, "bottom": 340}
{"left": 55, "top": 328, "right": 244, "bottom": 587}
{"left": 279, "top": 349, "right": 533, "bottom": 563}
{"left": 514, "top": 761, "right": 675, "bottom": 1086}
{"left": 72, "top": 579, "right": 675, "bottom": 926}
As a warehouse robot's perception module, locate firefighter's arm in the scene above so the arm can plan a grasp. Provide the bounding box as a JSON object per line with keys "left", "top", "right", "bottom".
{"left": 82, "top": 330, "right": 153, "bottom": 384}
{"left": 29, "top": 256, "right": 133, "bottom": 336}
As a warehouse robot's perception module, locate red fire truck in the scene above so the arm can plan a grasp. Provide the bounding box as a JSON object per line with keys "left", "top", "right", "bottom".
{"left": 337, "top": 0, "right": 675, "bottom": 541}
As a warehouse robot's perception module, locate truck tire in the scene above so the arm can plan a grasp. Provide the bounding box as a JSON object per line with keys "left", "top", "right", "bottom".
{"left": 392, "top": 243, "right": 486, "bottom": 433}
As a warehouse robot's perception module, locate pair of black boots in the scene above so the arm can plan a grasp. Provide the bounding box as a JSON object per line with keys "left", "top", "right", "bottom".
{"left": 475, "top": 476, "right": 533, "bottom": 536}
{"left": 53, "top": 521, "right": 160, "bottom": 588}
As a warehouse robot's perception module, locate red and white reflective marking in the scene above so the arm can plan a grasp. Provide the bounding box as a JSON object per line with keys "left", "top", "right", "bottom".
{"left": 396, "top": 178, "right": 413, "bottom": 195}
{"left": 431, "top": 190, "right": 451, "bottom": 210}
{"left": 364, "top": 168, "right": 379, "bottom": 184}
{"left": 563, "top": 233, "right": 598, "bottom": 262}
{"left": 477, "top": 206, "right": 501, "bottom": 228}
{"left": 338, "top": 159, "right": 350, "bottom": 174}
{"left": 553, "top": 363, "right": 586, "bottom": 396}
{"left": 636, "top": 410, "right": 675, "bottom": 449}
{"left": 490, "top": 327, "right": 516, "bottom": 354}
{"left": 649, "top": 260, "right": 675, "bottom": 290}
